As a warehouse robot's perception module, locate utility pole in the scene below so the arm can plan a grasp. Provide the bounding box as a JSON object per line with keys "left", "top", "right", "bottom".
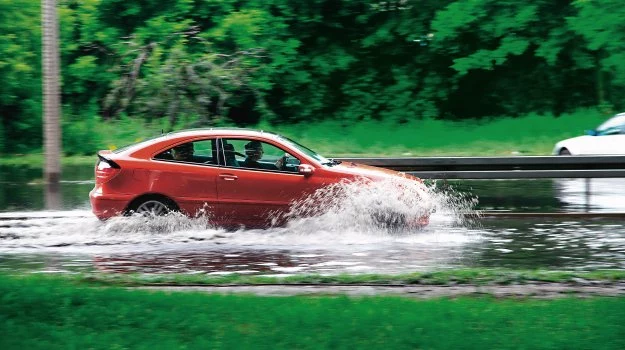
{"left": 42, "top": 0, "right": 62, "bottom": 209}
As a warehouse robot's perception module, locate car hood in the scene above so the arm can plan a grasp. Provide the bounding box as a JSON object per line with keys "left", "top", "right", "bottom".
{"left": 328, "top": 161, "right": 421, "bottom": 182}
{"left": 557, "top": 135, "right": 594, "bottom": 145}
{"left": 554, "top": 135, "right": 597, "bottom": 153}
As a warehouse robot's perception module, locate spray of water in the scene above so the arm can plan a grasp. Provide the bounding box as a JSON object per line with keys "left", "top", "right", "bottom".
{"left": 278, "top": 176, "right": 478, "bottom": 235}
{"left": 102, "top": 211, "right": 215, "bottom": 235}
{"left": 0, "top": 177, "right": 480, "bottom": 253}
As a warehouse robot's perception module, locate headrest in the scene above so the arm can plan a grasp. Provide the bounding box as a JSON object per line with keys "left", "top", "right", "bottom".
{"left": 173, "top": 143, "right": 193, "bottom": 151}
{"left": 244, "top": 140, "right": 262, "bottom": 150}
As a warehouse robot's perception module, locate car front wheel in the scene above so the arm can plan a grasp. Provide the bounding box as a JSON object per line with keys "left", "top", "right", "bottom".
{"left": 558, "top": 148, "right": 572, "bottom": 156}
{"left": 372, "top": 209, "right": 407, "bottom": 231}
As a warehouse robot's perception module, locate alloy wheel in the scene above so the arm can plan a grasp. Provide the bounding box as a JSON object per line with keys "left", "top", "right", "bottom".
{"left": 135, "top": 200, "right": 171, "bottom": 216}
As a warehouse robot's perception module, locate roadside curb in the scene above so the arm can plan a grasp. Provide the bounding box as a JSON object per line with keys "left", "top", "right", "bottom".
{"left": 138, "top": 282, "right": 625, "bottom": 299}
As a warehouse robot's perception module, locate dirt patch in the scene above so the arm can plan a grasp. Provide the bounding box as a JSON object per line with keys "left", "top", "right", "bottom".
{"left": 140, "top": 282, "right": 625, "bottom": 298}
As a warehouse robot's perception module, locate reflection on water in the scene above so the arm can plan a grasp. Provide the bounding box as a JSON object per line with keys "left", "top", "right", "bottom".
{"left": 45, "top": 182, "right": 62, "bottom": 210}
{"left": 554, "top": 178, "right": 625, "bottom": 212}
{"left": 93, "top": 250, "right": 306, "bottom": 274}
{"left": 0, "top": 164, "right": 93, "bottom": 211}
{"left": 445, "top": 178, "right": 625, "bottom": 213}
{"left": 476, "top": 219, "right": 625, "bottom": 270}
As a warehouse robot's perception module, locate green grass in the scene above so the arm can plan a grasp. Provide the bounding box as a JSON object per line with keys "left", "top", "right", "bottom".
{"left": 1, "top": 274, "right": 624, "bottom": 349}
{"left": 8, "top": 268, "right": 625, "bottom": 287}
{"left": 275, "top": 109, "right": 607, "bottom": 156}
{"left": 1, "top": 109, "right": 611, "bottom": 168}
{"left": 0, "top": 153, "right": 95, "bottom": 167}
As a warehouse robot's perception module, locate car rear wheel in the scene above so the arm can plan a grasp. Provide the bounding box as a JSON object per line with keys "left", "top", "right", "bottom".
{"left": 127, "top": 196, "right": 178, "bottom": 217}
{"left": 559, "top": 148, "right": 571, "bottom": 155}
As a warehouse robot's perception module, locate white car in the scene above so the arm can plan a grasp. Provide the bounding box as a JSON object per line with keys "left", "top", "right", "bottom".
{"left": 553, "top": 113, "right": 625, "bottom": 155}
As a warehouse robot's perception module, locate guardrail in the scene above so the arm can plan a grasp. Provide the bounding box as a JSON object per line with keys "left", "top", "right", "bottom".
{"left": 336, "top": 155, "right": 625, "bottom": 179}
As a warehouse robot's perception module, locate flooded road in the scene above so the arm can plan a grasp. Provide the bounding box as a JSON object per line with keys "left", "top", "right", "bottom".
{"left": 0, "top": 164, "right": 624, "bottom": 275}
{"left": 1, "top": 210, "right": 624, "bottom": 275}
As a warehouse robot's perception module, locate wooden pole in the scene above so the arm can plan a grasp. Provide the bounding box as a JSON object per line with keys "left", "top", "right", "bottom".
{"left": 42, "top": 0, "right": 62, "bottom": 209}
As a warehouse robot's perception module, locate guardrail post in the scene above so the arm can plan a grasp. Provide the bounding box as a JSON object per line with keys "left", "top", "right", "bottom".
{"left": 585, "top": 178, "right": 591, "bottom": 212}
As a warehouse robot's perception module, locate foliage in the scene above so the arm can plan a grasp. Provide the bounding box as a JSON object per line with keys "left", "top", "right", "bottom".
{"left": 104, "top": 38, "right": 267, "bottom": 127}
{"left": 0, "top": 109, "right": 609, "bottom": 157}
{"left": 0, "top": 0, "right": 42, "bottom": 153}
{"left": 567, "top": 0, "right": 625, "bottom": 111}
{"left": 1, "top": 0, "right": 624, "bottom": 155}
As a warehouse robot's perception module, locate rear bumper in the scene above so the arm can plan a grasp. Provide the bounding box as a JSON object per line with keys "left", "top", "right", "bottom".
{"left": 89, "top": 188, "right": 132, "bottom": 220}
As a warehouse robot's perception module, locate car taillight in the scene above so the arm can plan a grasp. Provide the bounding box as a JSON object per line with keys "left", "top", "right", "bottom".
{"left": 95, "top": 159, "right": 121, "bottom": 184}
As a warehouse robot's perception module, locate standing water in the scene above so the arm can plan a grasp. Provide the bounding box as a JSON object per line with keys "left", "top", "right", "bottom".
{"left": 0, "top": 164, "right": 624, "bottom": 274}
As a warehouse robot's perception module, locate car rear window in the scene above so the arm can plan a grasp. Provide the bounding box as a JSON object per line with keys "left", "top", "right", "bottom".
{"left": 112, "top": 134, "right": 167, "bottom": 154}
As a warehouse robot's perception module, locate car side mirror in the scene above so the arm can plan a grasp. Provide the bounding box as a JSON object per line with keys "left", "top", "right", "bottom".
{"left": 584, "top": 129, "right": 597, "bottom": 136}
{"left": 298, "top": 164, "right": 315, "bottom": 176}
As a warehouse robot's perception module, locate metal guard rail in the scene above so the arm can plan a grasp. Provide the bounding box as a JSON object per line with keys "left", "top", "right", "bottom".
{"left": 335, "top": 156, "right": 625, "bottom": 179}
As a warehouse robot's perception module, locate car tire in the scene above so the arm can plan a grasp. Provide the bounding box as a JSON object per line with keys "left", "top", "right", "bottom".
{"left": 559, "top": 148, "right": 572, "bottom": 156}
{"left": 372, "top": 209, "right": 407, "bottom": 231}
{"left": 126, "top": 195, "right": 178, "bottom": 217}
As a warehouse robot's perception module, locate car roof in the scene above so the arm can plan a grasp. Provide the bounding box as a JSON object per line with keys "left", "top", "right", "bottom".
{"left": 112, "top": 127, "right": 288, "bottom": 155}
{"left": 164, "top": 127, "right": 283, "bottom": 139}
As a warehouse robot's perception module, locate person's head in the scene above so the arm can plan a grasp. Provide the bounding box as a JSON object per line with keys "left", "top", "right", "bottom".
{"left": 244, "top": 140, "right": 263, "bottom": 161}
{"left": 172, "top": 142, "right": 194, "bottom": 161}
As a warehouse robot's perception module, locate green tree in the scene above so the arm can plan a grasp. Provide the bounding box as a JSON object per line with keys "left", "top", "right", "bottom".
{"left": 0, "top": 0, "right": 42, "bottom": 153}
{"left": 430, "top": 0, "right": 595, "bottom": 117}
{"left": 1, "top": 0, "right": 619, "bottom": 156}
{"left": 567, "top": 0, "right": 625, "bottom": 112}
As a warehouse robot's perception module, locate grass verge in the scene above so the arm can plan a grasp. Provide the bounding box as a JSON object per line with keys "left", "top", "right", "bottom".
{"left": 6, "top": 268, "right": 625, "bottom": 287}
{"left": 0, "top": 153, "right": 95, "bottom": 167}
{"left": 0, "top": 109, "right": 611, "bottom": 167}
{"left": 1, "top": 273, "right": 624, "bottom": 349}
{"left": 264, "top": 108, "right": 607, "bottom": 156}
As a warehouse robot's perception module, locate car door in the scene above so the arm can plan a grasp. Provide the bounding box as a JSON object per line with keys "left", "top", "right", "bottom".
{"left": 151, "top": 138, "right": 220, "bottom": 216}
{"left": 592, "top": 134, "right": 625, "bottom": 154}
{"left": 214, "top": 138, "right": 323, "bottom": 227}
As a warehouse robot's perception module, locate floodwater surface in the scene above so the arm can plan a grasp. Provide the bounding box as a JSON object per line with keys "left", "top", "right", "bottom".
{"left": 0, "top": 164, "right": 624, "bottom": 275}
{"left": 1, "top": 210, "right": 624, "bottom": 275}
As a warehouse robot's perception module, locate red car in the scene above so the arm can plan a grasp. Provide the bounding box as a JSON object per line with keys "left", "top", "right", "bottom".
{"left": 90, "top": 128, "right": 430, "bottom": 228}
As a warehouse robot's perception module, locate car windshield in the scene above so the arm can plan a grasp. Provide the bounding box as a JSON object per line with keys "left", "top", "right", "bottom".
{"left": 596, "top": 114, "right": 625, "bottom": 133}
{"left": 277, "top": 136, "right": 331, "bottom": 164}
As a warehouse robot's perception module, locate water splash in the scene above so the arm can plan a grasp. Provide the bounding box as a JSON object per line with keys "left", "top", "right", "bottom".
{"left": 279, "top": 177, "right": 478, "bottom": 235}
{"left": 0, "top": 178, "right": 479, "bottom": 253}
{"left": 101, "top": 211, "right": 215, "bottom": 235}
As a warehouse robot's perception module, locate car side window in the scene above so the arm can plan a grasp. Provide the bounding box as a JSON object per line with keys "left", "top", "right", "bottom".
{"left": 154, "top": 139, "right": 217, "bottom": 165}
{"left": 221, "top": 138, "right": 301, "bottom": 172}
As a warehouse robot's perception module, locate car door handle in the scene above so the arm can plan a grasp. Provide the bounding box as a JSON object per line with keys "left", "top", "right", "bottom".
{"left": 219, "top": 174, "right": 238, "bottom": 181}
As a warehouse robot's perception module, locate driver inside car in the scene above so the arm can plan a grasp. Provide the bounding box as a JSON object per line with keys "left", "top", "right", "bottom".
{"left": 240, "top": 140, "right": 284, "bottom": 170}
